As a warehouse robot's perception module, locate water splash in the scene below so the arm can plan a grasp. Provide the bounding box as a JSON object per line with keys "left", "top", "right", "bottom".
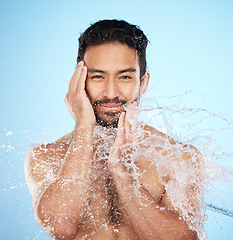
{"left": 1, "top": 91, "right": 233, "bottom": 239}
{"left": 139, "top": 91, "right": 233, "bottom": 239}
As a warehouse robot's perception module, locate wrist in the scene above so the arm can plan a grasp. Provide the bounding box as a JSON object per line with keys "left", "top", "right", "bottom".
{"left": 72, "top": 125, "right": 94, "bottom": 150}
{"left": 74, "top": 123, "right": 94, "bottom": 134}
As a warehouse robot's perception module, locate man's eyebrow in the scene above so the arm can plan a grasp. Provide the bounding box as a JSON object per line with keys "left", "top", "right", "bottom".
{"left": 88, "top": 68, "right": 107, "bottom": 73}
{"left": 118, "top": 68, "right": 137, "bottom": 74}
{"left": 87, "top": 68, "right": 137, "bottom": 74}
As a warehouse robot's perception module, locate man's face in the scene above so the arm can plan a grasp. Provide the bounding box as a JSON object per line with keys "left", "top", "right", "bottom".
{"left": 84, "top": 42, "right": 145, "bottom": 128}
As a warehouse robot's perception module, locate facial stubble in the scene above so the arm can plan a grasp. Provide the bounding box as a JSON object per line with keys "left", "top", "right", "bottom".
{"left": 93, "top": 96, "right": 140, "bottom": 128}
{"left": 93, "top": 98, "right": 127, "bottom": 128}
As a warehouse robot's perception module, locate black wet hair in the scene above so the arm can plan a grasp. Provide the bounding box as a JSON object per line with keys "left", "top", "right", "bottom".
{"left": 77, "top": 19, "right": 149, "bottom": 80}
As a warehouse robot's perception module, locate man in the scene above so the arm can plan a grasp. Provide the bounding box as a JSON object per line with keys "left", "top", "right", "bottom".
{"left": 25, "top": 20, "right": 203, "bottom": 240}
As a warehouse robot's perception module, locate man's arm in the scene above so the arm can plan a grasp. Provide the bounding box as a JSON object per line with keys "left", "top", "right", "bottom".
{"left": 34, "top": 126, "right": 93, "bottom": 239}
{"left": 25, "top": 62, "right": 96, "bottom": 240}
{"left": 108, "top": 112, "right": 200, "bottom": 240}
{"left": 110, "top": 171, "right": 198, "bottom": 240}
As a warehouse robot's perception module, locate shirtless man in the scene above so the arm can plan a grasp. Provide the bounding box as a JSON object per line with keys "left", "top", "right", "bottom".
{"left": 25, "top": 20, "right": 202, "bottom": 240}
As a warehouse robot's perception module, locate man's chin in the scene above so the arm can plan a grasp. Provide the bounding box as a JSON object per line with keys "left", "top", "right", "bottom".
{"left": 95, "top": 116, "right": 119, "bottom": 128}
{"left": 94, "top": 111, "right": 120, "bottom": 128}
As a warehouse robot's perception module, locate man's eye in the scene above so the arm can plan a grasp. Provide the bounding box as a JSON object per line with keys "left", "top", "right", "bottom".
{"left": 91, "top": 75, "right": 104, "bottom": 80}
{"left": 120, "top": 76, "right": 132, "bottom": 80}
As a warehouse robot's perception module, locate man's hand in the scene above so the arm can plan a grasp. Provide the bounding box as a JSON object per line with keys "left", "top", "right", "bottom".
{"left": 65, "top": 61, "right": 96, "bottom": 127}
{"left": 108, "top": 102, "right": 138, "bottom": 177}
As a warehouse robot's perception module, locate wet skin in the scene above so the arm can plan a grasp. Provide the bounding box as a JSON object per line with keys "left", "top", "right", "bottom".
{"left": 25, "top": 43, "right": 200, "bottom": 240}
{"left": 84, "top": 43, "right": 144, "bottom": 127}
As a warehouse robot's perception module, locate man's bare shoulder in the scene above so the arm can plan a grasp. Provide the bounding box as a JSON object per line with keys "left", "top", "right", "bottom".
{"left": 25, "top": 132, "right": 73, "bottom": 199}
{"left": 141, "top": 124, "right": 176, "bottom": 149}
{"left": 140, "top": 125, "right": 203, "bottom": 206}
{"left": 142, "top": 124, "right": 202, "bottom": 165}
{"left": 28, "top": 132, "right": 73, "bottom": 161}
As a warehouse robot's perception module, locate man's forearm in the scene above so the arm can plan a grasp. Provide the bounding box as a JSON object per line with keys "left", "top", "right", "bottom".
{"left": 111, "top": 167, "right": 197, "bottom": 240}
{"left": 35, "top": 126, "right": 93, "bottom": 239}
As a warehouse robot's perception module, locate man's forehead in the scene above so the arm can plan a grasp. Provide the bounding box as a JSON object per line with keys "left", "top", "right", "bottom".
{"left": 83, "top": 43, "right": 140, "bottom": 71}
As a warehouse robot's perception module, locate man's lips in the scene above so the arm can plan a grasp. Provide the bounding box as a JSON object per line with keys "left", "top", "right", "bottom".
{"left": 93, "top": 98, "right": 128, "bottom": 113}
{"left": 98, "top": 103, "right": 123, "bottom": 111}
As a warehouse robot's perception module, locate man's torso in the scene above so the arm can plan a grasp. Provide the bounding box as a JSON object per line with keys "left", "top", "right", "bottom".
{"left": 29, "top": 125, "right": 181, "bottom": 240}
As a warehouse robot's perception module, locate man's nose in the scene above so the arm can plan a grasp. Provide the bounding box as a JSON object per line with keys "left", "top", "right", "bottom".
{"left": 104, "top": 80, "right": 119, "bottom": 99}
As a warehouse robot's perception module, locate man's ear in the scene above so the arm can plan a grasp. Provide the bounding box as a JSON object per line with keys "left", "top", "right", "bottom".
{"left": 140, "top": 71, "right": 150, "bottom": 95}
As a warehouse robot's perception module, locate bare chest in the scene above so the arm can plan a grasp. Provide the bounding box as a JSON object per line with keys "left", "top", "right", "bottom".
{"left": 76, "top": 159, "right": 165, "bottom": 239}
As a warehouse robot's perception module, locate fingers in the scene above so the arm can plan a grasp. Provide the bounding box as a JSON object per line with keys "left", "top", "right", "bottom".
{"left": 109, "top": 112, "right": 132, "bottom": 178}
{"left": 115, "top": 112, "right": 126, "bottom": 147}
{"left": 111, "top": 102, "right": 138, "bottom": 158}
{"left": 125, "top": 101, "right": 138, "bottom": 141}
{"left": 115, "top": 102, "right": 138, "bottom": 144}
{"left": 67, "top": 61, "right": 85, "bottom": 93}
{"left": 109, "top": 112, "right": 125, "bottom": 164}
{"left": 125, "top": 112, "right": 131, "bottom": 142}
{"left": 76, "top": 65, "right": 87, "bottom": 92}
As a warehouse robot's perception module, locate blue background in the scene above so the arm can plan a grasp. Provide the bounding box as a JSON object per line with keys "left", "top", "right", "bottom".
{"left": 0, "top": 0, "right": 233, "bottom": 239}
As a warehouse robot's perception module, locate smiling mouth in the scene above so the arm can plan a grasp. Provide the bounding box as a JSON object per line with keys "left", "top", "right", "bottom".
{"left": 94, "top": 98, "right": 128, "bottom": 112}
{"left": 99, "top": 103, "right": 123, "bottom": 111}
